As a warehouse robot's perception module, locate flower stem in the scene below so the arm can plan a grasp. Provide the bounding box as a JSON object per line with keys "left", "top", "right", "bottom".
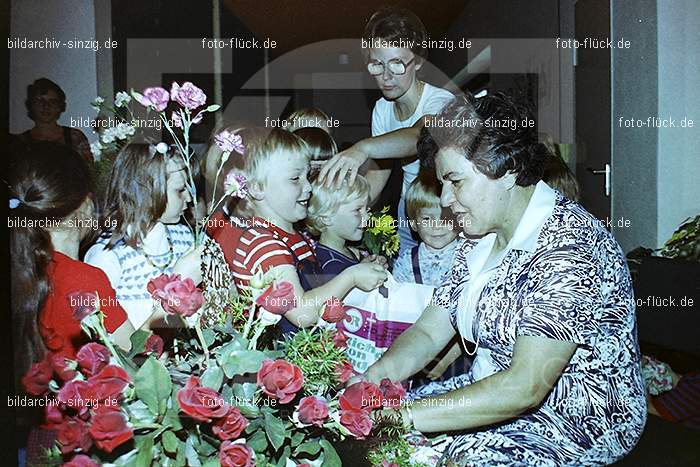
{"left": 193, "top": 321, "right": 210, "bottom": 368}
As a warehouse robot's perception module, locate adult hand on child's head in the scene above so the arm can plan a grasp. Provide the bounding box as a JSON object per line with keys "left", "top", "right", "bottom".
{"left": 318, "top": 145, "right": 368, "bottom": 188}
{"left": 350, "top": 263, "right": 387, "bottom": 292}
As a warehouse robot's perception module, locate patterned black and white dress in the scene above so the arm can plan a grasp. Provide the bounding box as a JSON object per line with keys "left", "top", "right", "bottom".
{"left": 407, "top": 181, "right": 646, "bottom": 466}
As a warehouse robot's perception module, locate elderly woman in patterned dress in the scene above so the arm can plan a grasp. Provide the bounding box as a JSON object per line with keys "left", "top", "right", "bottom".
{"left": 358, "top": 93, "right": 646, "bottom": 466}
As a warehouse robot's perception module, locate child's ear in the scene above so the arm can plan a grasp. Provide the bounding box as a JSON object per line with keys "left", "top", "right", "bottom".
{"left": 247, "top": 181, "right": 265, "bottom": 201}
{"left": 320, "top": 215, "right": 333, "bottom": 228}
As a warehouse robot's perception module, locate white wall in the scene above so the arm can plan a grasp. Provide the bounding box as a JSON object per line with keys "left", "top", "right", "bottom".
{"left": 9, "top": 0, "right": 98, "bottom": 141}
{"left": 656, "top": 0, "right": 700, "bottom": 247}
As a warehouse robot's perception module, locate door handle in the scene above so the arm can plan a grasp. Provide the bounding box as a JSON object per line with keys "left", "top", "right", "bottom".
{"left": 586, "top": 164, "right": 611, "bottom": 197}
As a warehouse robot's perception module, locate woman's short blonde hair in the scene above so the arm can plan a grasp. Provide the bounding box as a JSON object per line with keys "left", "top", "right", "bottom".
{"left": 306, "top": 175, "right": 370, "bottom": 236}
{"left": 405, "top": 177, "right": 441, "bottom": 222}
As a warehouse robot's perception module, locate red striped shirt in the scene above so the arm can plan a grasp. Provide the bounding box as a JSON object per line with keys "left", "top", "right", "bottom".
{"left": 211, "top": 215, "right": 315, "bottom": 291}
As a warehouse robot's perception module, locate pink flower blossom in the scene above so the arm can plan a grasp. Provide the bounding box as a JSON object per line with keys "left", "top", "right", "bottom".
{"left": 136, "top": 87, "right": 170, "bottom": 112}
{"left": 147, "top": 273, "right": 204, "bottom": 318}
{"left": 170, "top": 81, "right": 206, "bottom": 110}
{"left": 224, "top": 171, "right": 248, "bottom": 198}
{"left": 214, "top": 130, "right": 245, "bottom": 154}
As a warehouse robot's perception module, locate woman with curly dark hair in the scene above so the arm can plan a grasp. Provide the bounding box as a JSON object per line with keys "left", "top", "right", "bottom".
{"left": 356, "top": 93, "right": 646, "bottom": 465}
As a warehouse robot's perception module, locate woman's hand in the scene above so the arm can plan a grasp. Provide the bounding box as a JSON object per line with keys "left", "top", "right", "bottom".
{"left": 349, "top": 262, "right": 388, "bottom": 291}
{"left": 318, "top": 144, "right": 369, "bottom": 187}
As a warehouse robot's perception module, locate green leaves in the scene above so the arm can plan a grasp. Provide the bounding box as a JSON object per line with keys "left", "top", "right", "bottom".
{"left": 319, "top": 439, "right": 342, "bottom": 467}
{"left": 220, "top": 349, "right": 267, "bottom": 378}
{"left": 128, "top": 329, "right": 151, "bottom": 357}
{"left": 161, "top": 430, "right": 178, "bottom": 454}
{"left": 205, "top": 104, "right": 221, "bottom": 112}
{"left": 134, "top": 356, "right": 172, "bottom": 416}
{"left": 200, "top": 365, "right": 224, "bottom": 391}
{"left": 263, "top": 412, "right": 287, "bottom": 451}
{"left": 230, "top": 382, "right": 260, "bottom": 417}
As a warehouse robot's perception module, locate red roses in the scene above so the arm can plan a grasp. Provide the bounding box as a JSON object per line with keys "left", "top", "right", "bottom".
{"left": 255, "top": 281, "right": 296, "bottom": 314}
{"left": 295, "top": 396, "right": 329, "bottom": 427}
{"left": 147, "top": 273, "right": 204, "bottom": 317}
{"left": 220, "top": 441, "right": 254, "bottom": 467}
{"left": 177, "top": 376, "right": 229, "bottom": 422}
{"left": 76, "top": 343, "right": 111, "bottom": 377}
{"left": 213, "top": 406, "right": 249, "bottom": 440}
{"left": 321, "top": 296, "right": 347, "bottom": 323}
{"left": 88, "top": 406, "right": 134, "bottom": 452}
{"left": 336, "top": 379, "right": 405, "bottom": 439}
{"left": 256, "top": 359, "right": 304, "bottom": 404}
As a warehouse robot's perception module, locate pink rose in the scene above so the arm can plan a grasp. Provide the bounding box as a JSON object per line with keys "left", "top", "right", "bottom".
{"left": 379, "top": 378, "right": 407, "bottom": 409}
{"left": 76, "top": 343, "right": 111, "bottom": 377}
{"left": 42, "top": 402, "right": 65, "bottom": 429}
{"left": 339, "top": 381, "right": 383, "bottom": 412}
{"left": 88, "top": 365, "right": 130, "bottom": 402}
{"left": 147, "top": 273, "right": 204, "bottom": 317}
{"left": 144, "top": 334, "right": 164, "bottom": 357}
{"left": 56, "top": 417, "right": 92, "bottom": 454}
{"left": 214, "top": 130, "right": 245, "bottom": 154}
{"left": 335, "top": 361, "right": 356, "bottom": 384}
{"left": 381, "top": 461, "right": 399, "bottom": 467}
{"left": 170, "top": 81, "right": 206, "bottom": 110}
{"left": 63, "top": 454, "right": 99, "bottom": 467}
{"left": 177, "top": 376, "right": 229, "bottom": 422}
{"left": 339, "top": 408, "right": 373, "bottom": 439}
{"left": 212, "top": 406, "right": 249, "bottom": 440}
{"left": 22, "top": 355, "right": 53, "bottom": 396}
{"left": 255, "top": 281, "right": 296, "bottom": 315}
{"left": 57, "top": 380, "right": 95, "bottom": 417}
{"left": 220, "top": 441, "right": 254, "bottom": 467}
{"left": 256, "top": 359, "right": 304, "bottom": 404}
{"left": 296, "top": 396, "right": 329, "bottom": 427}
{"left": 88, "top": 406, "right": 133, "bottom": 453}
{"left": 136, "top": 87, "right": 170, "bottom": 111}
{"left": 50, "top": 351, "right": 78, "bottom": 382}
{"left": 67, "top": 291, "right": 98, "bottom": 321}
{"left": 332, "top": 329, "right": 348, "bottom": 348}
{"left": 321, "top": 296, "right": 347, "bottom": 323}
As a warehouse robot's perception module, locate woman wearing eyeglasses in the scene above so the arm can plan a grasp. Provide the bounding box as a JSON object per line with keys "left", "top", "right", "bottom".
{"left": 318, "top": 7, "right": 455, "bottom": 256}
{"left": 14, "top": 78, "right": 93, "bottom": 163}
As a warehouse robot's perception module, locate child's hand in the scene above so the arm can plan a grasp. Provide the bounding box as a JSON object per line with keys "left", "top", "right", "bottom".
{"left": 173, "top": 244, "right": 205, "bottom": 284}
{"left": 361, "top": 254, "right": 388, "bottom": 269}
{"left": 349, "top": 263, "right": 387, "bottom": 292}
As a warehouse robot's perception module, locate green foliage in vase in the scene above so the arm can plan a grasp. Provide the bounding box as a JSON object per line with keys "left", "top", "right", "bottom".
{"left": 659, "top": 214, "right": 700, "bottom": 261}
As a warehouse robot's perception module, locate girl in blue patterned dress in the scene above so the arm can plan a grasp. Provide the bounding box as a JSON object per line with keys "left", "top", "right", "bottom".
{"left": 357, "top": 93, "right": 646, "bottom": 466}
{"left": 85, "top": 143, "right": 202, "bottom": 330}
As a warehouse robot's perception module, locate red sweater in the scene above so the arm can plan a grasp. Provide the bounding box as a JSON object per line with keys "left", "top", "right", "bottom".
{"left": 39, "top": 252, "right": 128, "bottom": 358}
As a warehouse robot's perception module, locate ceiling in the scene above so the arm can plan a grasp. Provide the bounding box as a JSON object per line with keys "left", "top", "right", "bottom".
{"left": 222, "top": 0, "right": 469, "bottom": 57}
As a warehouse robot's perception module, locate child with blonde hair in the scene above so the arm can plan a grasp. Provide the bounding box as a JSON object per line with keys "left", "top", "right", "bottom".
{"left": 215, "top": 128, "right": 386, "bottom": 333}
{"left": 293, "top": 126, "right": 337, "bottom": 180}
{"left": 392, "top": 177, "right": 459, "bottom": 285}
{"left": 306, "top": 175, "right": 373, "bottom": 283}
{"left": 85, "top": 143, "right": 202, "bottom": 330}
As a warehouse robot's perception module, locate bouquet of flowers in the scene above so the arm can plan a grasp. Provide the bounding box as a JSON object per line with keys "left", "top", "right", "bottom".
{"left": 22, "top": 270, "right": 408, "bottom": 466}
{"left": 21, "top": 82, "right": 410, "bottom": 466}
{"left": 362, "top": 206, "right": 400, "bottom": 258}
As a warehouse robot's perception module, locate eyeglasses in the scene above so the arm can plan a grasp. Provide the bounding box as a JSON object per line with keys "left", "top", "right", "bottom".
{"left": 366, "top": 57, "right": 415, "bottom": 76}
